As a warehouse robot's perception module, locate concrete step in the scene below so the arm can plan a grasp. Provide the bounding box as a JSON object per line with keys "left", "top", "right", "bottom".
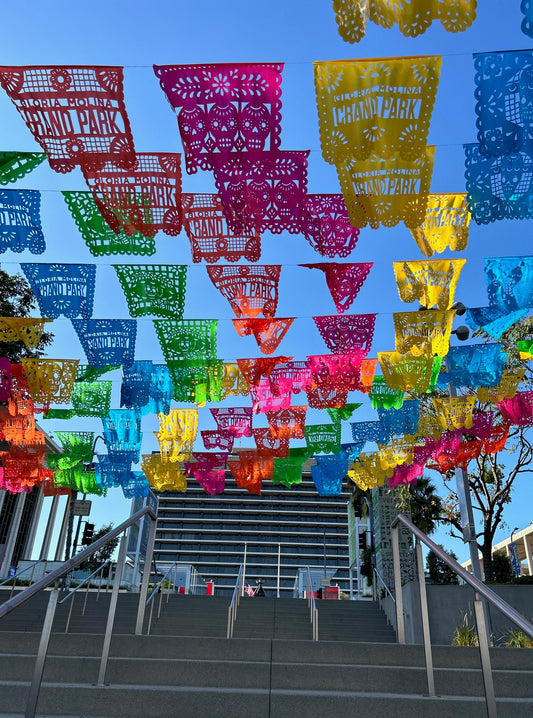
{"left": 1, "top": 631, "right": 532, "bottom": 672}
{"left": 0, "top": 633, "right": 531, "bottom": 717}
{"left": 0, "top": 653, "right": 531, "bottom": 699}
{"left": 0, "top": 679, "right": 531, "bottom": 718}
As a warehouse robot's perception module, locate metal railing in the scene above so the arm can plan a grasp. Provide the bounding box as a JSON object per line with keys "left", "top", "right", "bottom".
{"left": 226, "top": 563, "right": 244, "bottom": 638}
{"left": 305, "top": 566, "right": 318, "bottom": 641}
{"left": 0, "top": 559, "right": 49, "bottom": 598}
{"left": 391, "top": 512, "right": 533, "bottom": 718}
{"left": 144, "top": 560, "right": 180, "bottom": 635}
{"left": 372, "top": 566, "right": 395, "bottom": 626}
{"left": 0, "top": 505, "right": 157, "bottom": 718}
{"left": 58, "top": 559, "right": 112, "bottom": 633}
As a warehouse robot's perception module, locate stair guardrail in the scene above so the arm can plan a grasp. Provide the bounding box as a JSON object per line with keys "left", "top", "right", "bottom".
{"left": 305, "top": 566, "right": 318, "bottom": 641}
{"left": 0, "top": 505, "right": 157, "bottom": 718}
{"left": 0, "top": 559, "right": 49, "bottom": 599}
{"left": 391, "top": 512, "right": 533, "bottom": 718}
{"left": 372, "top": 567, "right": 395, "bottom": 627}
{"left": 58, "top": 559, "right": 112, "bottom": 633}
{"left": 226, "top": 563, "right": 244, "bottom": 638}
{"left": 145, "top": 559, "right": 180, "bottom": 635}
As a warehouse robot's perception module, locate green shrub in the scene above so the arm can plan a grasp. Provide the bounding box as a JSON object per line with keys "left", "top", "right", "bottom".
{"left": 502, "top": 629, "right": 533, "bottom": 648}
{"left": 452, "top": 613, "right": 479, "bottom": 646}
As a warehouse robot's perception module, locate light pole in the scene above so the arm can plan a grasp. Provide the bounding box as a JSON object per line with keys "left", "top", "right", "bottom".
{"left": 446, "top": 302, "right": 485, "bottom": 583}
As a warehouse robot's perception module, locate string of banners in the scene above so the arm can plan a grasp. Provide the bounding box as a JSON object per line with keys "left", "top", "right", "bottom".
{"left": 0, "top": 49, "right": 531, "bottom": 498}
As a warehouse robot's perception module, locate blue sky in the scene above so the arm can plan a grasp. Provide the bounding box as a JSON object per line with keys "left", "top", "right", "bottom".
{"left": 0, "top": 1, "right": 531, "bottom": 563}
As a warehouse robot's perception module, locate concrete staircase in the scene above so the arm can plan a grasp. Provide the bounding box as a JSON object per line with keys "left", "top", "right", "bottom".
{"left": 0, "top": 592, "right": 532, "bottom": 717}
{"left": 317, "top": 597, "right": 396, "bottom": 642}
{"left": 232, "top": 596, "right": 314, "bottom": 639}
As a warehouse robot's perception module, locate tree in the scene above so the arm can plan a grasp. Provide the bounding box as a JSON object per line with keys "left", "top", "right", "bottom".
{"left": 440, "top": 439, "right": 533, "bottom": 581}
{"left": 491, "top": 549, "right": 513, "bottom": 584}
{"left": 437, "top": 315, "right": 533, "bottom": 581}
{"left": 392, "top": 476, "right": 444, "bottom": 536}
{"left": 83, "top": 524, "right": 120, "bottom": 577}
{"left": 426, "top": 545, "right": 459, "bottom": 584}
{"left": 0, "top": 269, "right": 53, "bottom": 362}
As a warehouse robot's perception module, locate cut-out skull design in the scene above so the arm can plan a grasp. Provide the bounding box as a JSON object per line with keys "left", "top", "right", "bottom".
{"left": 240, "top": 103, "right": 271, "bottom": 151}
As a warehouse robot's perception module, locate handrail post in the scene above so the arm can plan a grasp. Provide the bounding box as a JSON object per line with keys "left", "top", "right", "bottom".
{"left": 97, "top": 530, "right": 127, "bottom": 686}
{"left": 306, "top": 567, "right": 318, "bottom": 641}
{"left": 64, "top": 592, "right": 75, "bottom": 633}
{"left": 25, "top": 587, "right": 59, "bottom": 718}
{"left": 82, "top": 569, "right": 93, "bottom": 616}
{"left": 135, "top": 515, "right": 157, "bottom": 636}
{"left": 147, "top": 598, "right": 155, "bottom": 636}
{"left": 157, "top": 584, "right": 164, "bottom": 619}
{"left": 474, "top": 592, "right": 497, "bottom": 718}
{"left": 97, "top": 570, "right": 104, "bottom": 600}
{"left": 9, "top": 573, "right": 16, "bottom": 599}
{"left": 391, "top": 522, "right": 406, "bottom": 644}
{"left": 415, "top": 538, "right": 435, "bottom": 696}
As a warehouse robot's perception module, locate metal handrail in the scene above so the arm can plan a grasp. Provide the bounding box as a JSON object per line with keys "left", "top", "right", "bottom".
{"left": 391, "top": 512, "right": 533, "bottom": 718}
{"left": 373, "top": 567, "right": 395, "bottom": 604}
{"left": 226, "top": 563, "right": 244, "bottom": 638}
{"left": 58, "top": 559, "right": 112, "bottom": 633}
{"left": 0, "top": 559, "right": 49, "bottom": 599}
{"left": 0, "top": 505, "right": 157, "bottom": 718}
{"left": 145, "top": 560, "right": 180, "bottom": 635}
{"left": 0, "top": 506, "right": 155, "bottom": 621}
{"left": 392, "top": 513, "right": 533, "bottom": 639}
{"left": 146, "top": 560, "right": 180, "bottom": 606}
{"left": 305, "top": 567, "right": 318, "bottom": 641}
{"left": 58, "top": 559, "right": 112, "bottom": 606}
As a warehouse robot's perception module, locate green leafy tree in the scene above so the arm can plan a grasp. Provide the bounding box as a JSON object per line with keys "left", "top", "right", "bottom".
{"left": 392, "top": 476, "right": 444, "bottom": 536}
{"left": 0, "top": 268, "right": 53, "bottom": 362}
{"left": 83, "top": 524, "right": 120, "bottom": 577}
{"left": 426, "top": 545, "right": 459, "bottom": 584}
{"left": 491, "top": 549, "right": 513, "bottom": 584}
{"left": 441, "top": 443, "right": 533, "bottom": 581}
{"left": 437, "top": 315, "right": 533, "bottom": 581}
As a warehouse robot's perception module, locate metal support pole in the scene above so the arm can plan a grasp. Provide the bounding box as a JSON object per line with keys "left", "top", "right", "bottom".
{"left": 72, "top": 514, "right": 84, "bottom": 558}
{"left": 147, "top": 599, "right": 155, "bottom": 636}
{"left": 97, "top": 531, "right": 127, "bottom": 686}
{"left": 40, "top": 495, "right": 59, "bottom": 561}
{"left": 416, "top": 539, "right": 435, "bottom": 696}
{"left": 64, "top": 593, "right": 75, "bottom": 633}
{"left": 135, "top": 515, "right": 157, "bottom": 636}
{"left": 241, "top": 542, "right": 247, "bottom": 597}
{"left": 277, "top": 543, "right": 281, "bottom": 598}
{"left": 82, "top": 576, "right": 91, "bottom": 616}
{"left": 391, "top": 523, "right": 406, "bottom": 644}
{"left": 54, "top": 496, "right": 70, "bottom": 562}
{"left": 25, "top": 588, "right": 59, "bottom": 718}
{"left": 157, "top": 584, "right": 164, "bottom": 619}
{"left": 447, "top": 373, "right": 483, "bottom": 582}
{"left": 63, "top": 491, "right": 77, "bottom": 562}
{"left": 473, "top": 593, "right": 497, "bottom": 718}
{"left": 355, "top": 515, "right": 361, "bottom": 597}
{"left": 455, "top": 466, "right": 482, "bottom": 579}
{"left": 323, "top": 529, "right": 327, "bottom": 578}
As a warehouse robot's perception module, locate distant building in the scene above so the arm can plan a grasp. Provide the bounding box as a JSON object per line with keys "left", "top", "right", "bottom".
{"left": 462, "top": 524, "right": 533, "bottom": 578}
{"left": 153, "top": 462, "right": 353, "bottom": 596}
{"left": 0, "top": 430, "right": 63, "bottom": 578}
